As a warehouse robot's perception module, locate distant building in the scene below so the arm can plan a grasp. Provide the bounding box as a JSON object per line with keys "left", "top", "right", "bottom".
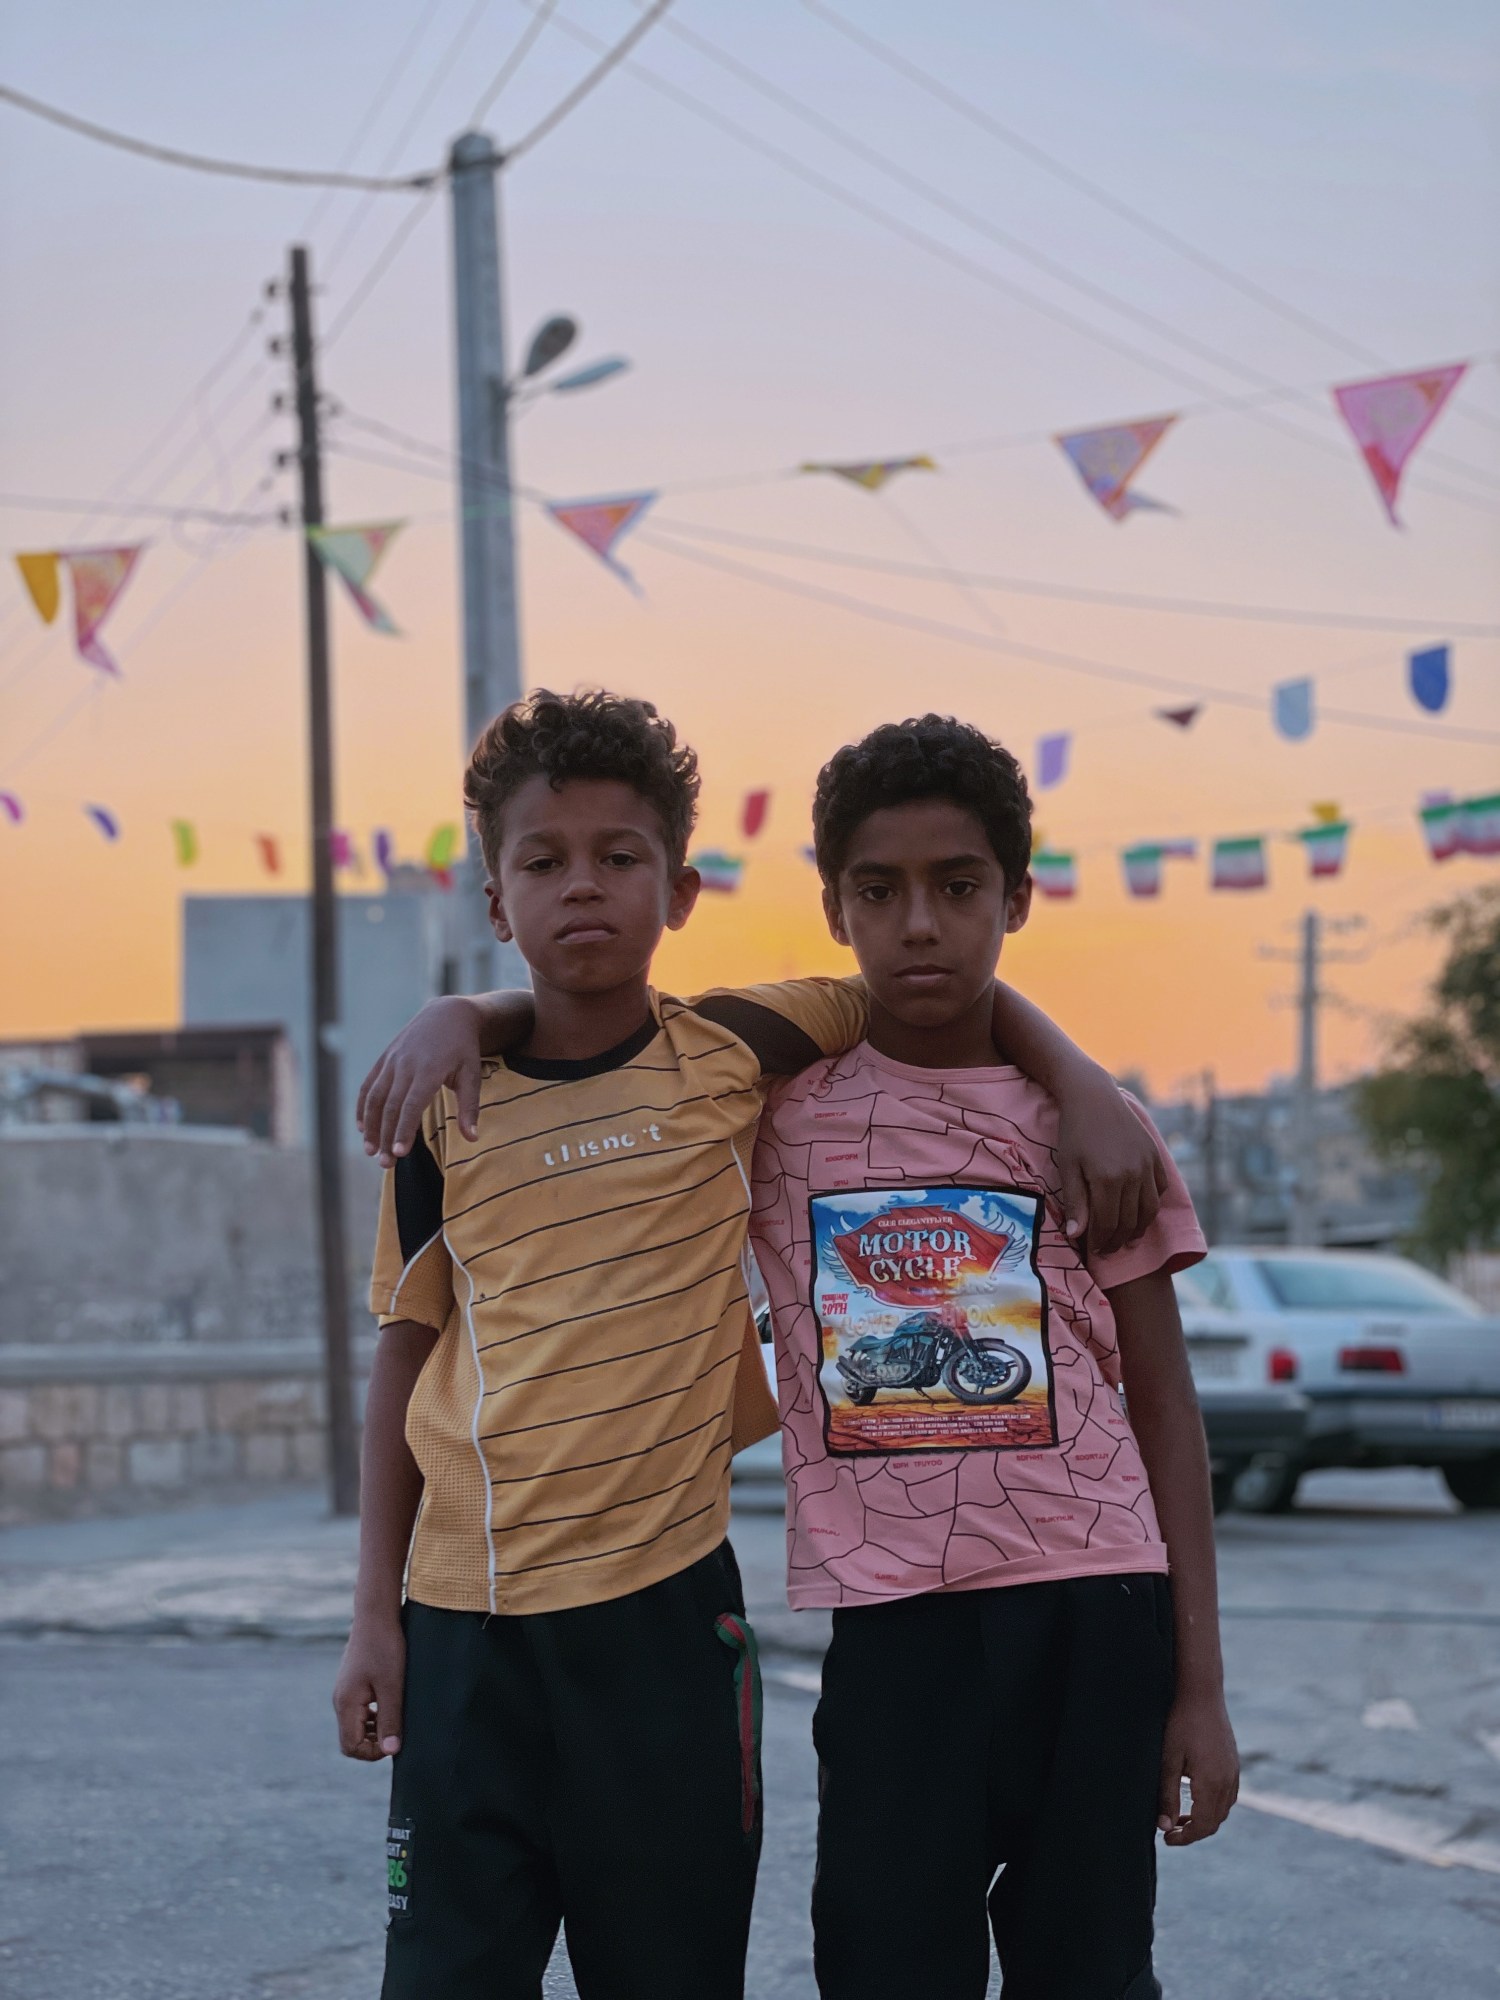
{"left": 1150, "top": 1080, "right": 1422, "bottom": 1250}
{"left": 0, "top": 1025, "right": 294, "bottom": 1139}
{"left": 181, "top": 880, "right": 455, "bottom": 1139}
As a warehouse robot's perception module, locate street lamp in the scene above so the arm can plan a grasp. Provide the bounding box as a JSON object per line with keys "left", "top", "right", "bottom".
{"left": 511, "top": 315, "right": 632, "bottom": 407}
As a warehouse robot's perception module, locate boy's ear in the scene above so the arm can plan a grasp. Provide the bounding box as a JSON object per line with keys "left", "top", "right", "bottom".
{"left": 485, "top": 878, "right": 514, "bottom": 944}
{"left": 822, "top": 882, "right": 851, "bottom": 948}
{"left": 665, "top": 864, "right": 701, "bottom": 933}
{"left": 1006, "top": 872, "right": 1034, "bottom": 936}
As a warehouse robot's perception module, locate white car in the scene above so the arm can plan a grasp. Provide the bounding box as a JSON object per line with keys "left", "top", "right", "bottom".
{"left": 1173, "top": 1248, "right": 1500, "bottom": 1511}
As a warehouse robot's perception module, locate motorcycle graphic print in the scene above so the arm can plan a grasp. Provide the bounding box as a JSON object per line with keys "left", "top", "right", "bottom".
{"left": 809, "top": 1186, "right": 1056, "bottom": 1454}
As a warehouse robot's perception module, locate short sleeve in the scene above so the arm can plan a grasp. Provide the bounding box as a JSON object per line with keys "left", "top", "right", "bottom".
{"left": 1089, "top": 1095, "right": 1207, "bottom": 1293}
{"left": 368, "top": 1115, "right": 456, "bottom": 1332}
{"left": 689, "top": 977, "right": 868, "bottom": 1069}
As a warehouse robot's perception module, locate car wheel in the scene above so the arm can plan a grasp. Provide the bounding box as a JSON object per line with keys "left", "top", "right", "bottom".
{"left": 1441, "top": 1457, "right": 1500, "bottom": 1510}
{"left": 1232, "top": 1454, "right": 1302, "bottom": 1514}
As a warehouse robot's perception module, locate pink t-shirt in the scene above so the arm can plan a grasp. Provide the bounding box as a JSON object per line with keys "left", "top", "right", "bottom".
{"left": 750, "top": 1043, "right": 1206, "bottom": 1610}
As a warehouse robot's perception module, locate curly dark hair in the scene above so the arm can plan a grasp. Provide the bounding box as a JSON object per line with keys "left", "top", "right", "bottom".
{"left": 465, "top": 688, "right": 700, "bottom": 876}
{"left": 812, "top": 714, "right": 1032, "bottom": 890}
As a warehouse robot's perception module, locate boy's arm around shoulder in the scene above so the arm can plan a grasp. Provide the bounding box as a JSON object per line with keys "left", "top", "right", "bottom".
{"left": 1111, "top": 1265, "right": 1240, "bottom": 1846}
{"left": 357, "top": 989, "right": 536, "bottom": 1166}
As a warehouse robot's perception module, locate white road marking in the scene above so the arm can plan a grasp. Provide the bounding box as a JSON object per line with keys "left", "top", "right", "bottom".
{"left": 764, "top": 1666, "right": 823, "bottom": 1695}
{"left": 1361, "top": 1697, "right": 1420, "bottom": 1732}
{"left": 1238, "top": 1788, "right": 1500, "bottom": 1878}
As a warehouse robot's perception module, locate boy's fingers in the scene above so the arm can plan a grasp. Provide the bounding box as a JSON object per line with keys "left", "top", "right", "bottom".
{"left": 359, "top": 1060, "right": 390, "bottom": 1154}
{"left": 334, "top": 1680, "right": 374, "bottom": 1758}
{"left": 456, "top": 1055, "right": 482, "bottom": 1144}
{"left": 392, "top": 1077, "right": 430, "bottom": 1161}
{"left": 1157, "top": 1748, "right": 1185, "bottom": 1836}
{"left": 376, "top": 1064, "right": 412, "bottom": 1166}
{"left": 1087, "top": 1176, "right": 1123, "bottom": 1259}
{"left": 375, "top": 1670, "right": 405, "bottom": 1758}
{"left": 1113, "top": 1181, "right": 1142, "bottom": 1254}
{"left": 1059, "top": 1159, "right": 1089, "bottom": 1244}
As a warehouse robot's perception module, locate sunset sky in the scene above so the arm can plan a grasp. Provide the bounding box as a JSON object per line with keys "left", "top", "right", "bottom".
{"left": 3, "top": 0, "right": 1497, "bottom": 1097}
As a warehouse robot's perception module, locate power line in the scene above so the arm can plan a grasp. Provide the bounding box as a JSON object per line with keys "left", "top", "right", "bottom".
{"left": 0, "top": 492, "right": 281, "bottom": 526}
{"left": 643, "top": 516, "right": 1500, "bottom": 638}
{"left": 0, "top": 81, "right": 440, "bottom": 189}
{"left": 469, "top": 0, "right": 563, "bottom": 125}
{"left": 800, "top": 0, "right": 1386, "bottom": 367}
{"left": 635, "top": 523, "right": 1500, "bottom": 744}
{"left": 505, "top": 0, "right": 678, "bottom": 162}
{"left": 532, "top": 7, "right": 1498, "bottom": 516}
{"left": 652, "top": 10, "right": 1500, "bottom": 502}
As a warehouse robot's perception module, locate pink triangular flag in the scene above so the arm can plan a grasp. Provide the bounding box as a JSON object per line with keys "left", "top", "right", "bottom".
{"left": 63, "top": 546, "right": 144, "bottom": 675}
{"left": 1055, "top": 418, "right": 1177, "bottom": 521}
{"left": 308, "top": 523, "right": 403, "bottom": 633}
{"left": 1331, "top": 364, "right": 1467, "bottom": 525}
{"left": 546, "top": 493, "right": 657, "bottom": 592}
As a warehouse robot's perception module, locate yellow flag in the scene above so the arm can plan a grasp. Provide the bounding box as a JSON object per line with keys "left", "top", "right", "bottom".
{"left": 1310, "top": 801, "right": 1342, "bottom": 825}
{"left": 170, "top": 820, "right": 198, "bottom": 866}
{"left": 16, "top": 552, "right": 61, "bottom": 625}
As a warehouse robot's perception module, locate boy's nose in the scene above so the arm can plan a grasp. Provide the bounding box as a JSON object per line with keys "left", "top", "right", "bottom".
{"left": 901, "top": 893, "right": 941, "bottom": 941}
{"left": 560, "top": 871, "right": 605, "bottom": 902}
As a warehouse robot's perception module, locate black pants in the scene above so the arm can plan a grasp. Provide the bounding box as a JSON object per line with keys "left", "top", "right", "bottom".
{"left": 812, "top": 1573, "right": 1174, "bottom": 2000}
{"left": 382, "top": 1542, "right": 762, "bottom": 2000}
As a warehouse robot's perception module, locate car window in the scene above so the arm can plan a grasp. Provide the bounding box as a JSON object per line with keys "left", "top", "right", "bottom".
{"left": 1192, "top": 1258, "right": 1238, "bottom": 1312}
{"left": 1173, "top": 1270, "right": 1215, "bottom": 1312}
{"left": 1254, "top": 1256, "right": 1479, "bottom": 1316}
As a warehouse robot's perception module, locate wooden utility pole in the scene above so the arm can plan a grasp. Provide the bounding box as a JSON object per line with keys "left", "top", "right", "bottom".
{"left": 287, "top": 244, "right": 359, "bottom": 1516}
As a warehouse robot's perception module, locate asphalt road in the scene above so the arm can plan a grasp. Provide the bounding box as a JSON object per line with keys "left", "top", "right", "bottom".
{"left": 5, "top": 1471, "right": 1500, "bottom": 1999}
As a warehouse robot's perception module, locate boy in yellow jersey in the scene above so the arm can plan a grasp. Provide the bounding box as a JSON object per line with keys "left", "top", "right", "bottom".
{"left": 336, "top": 689, "right": 1165, "bottom": 2000}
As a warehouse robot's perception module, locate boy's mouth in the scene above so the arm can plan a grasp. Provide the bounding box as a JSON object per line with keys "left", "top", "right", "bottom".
{"left": 555, "top": 920, "right": 617, "bottom": 945}
{"left": 892, "top": 963, "right": 954, "bottom": 989}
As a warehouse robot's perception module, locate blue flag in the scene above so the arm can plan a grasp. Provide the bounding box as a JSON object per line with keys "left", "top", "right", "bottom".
{"left": 1408, "top": 644, "right": 1450, "bottom": 714}
{"left": 1273, "top": 678, "right": 1314, "bottom": 742}
{"left": 1036, "top": 733, "right": 1071, "bottom": 789}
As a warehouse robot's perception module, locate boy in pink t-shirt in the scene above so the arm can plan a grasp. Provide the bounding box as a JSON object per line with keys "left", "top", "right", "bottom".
{"left": 750, "top": 716, "right": 1238, "bottom": 2000}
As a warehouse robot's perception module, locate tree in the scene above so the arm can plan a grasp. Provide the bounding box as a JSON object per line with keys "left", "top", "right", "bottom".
{"left": 1355, "top": 886, "right": 1500, "bottom": 1262}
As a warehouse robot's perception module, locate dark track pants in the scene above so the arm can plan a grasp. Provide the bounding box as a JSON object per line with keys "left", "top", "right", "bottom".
{"left": 812, "top": 1573, "right": 1174, "bottom": 2000}
{"left": 381, "top": 1542, "right": 762, "bottom": 2000}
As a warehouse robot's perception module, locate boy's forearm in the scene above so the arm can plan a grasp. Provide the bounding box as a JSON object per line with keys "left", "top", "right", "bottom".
{"left": 1113, "top": 1275, "right": 1225, "bottom": 1694}
{"left": 462, "top": 989, "right": 535, "bottom": 1057}
{"left": 990, "top": 982, "right": 1105, "bottom": 1094}
{"left": 353, "top": 1322, "right": 440, "bottom": 1623}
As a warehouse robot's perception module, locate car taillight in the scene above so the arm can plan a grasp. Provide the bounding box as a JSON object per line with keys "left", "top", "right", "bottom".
{"left": 1338, "top": 1346, "right": 1405, "bottom": 1374}
{"left": 1268, "top": 1347, "right": 1298, "bottom": 1382}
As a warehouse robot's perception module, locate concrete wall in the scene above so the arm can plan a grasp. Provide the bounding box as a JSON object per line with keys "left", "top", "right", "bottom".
{"left": 0, "top": 1129, "right": 385, "bottom": 1521}
{"left": 182, "top": 890, "right": 450, "bottom": 1141}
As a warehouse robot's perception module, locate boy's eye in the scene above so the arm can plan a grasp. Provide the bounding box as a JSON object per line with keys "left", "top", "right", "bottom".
{"left": 523, "top": 856, "right": 559, "bottom": 873}
{"left": 942, "top": 878, "right": 978, "bottom": 898}
{"left": 604, "top": 850, "right": 639, "bottom": 868}
{"left": 858, "top": 883, "right": 894, "bottom": 904}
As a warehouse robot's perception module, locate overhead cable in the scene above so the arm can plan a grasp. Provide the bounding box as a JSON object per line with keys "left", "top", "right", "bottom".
{"left": 0, "top": 81, "right": 439, "bottom": 188}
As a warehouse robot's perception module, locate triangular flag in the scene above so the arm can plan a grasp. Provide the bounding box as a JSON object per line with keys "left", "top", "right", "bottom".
{"left": 1408, "top": 645, "right": 1450, "bottom": 714}
{"left": 1460, "top": 793, "right": 1500, "bottom": 857}
{"left": 1273, "top": 677, "right": 1315, "bottom": 741}
{"left": 1419, "top": 793, "right": 1463, "bottom": 862}
{"left": 15, "top": 551, "right": 61, "bottom": 624}
{"left": 691, "top": 849, "right": 744, "bottom": 893}
{"left": 307, "top": 522, "right": 404, "bottom": 633}
{"left": 0, "top": 791, "right": 23, "bottom": 825}
{"left": 545, "top": 493, "right": 656, "bottom": 592}
{"left": 1310, "top": 801, "right": 1342, "bottom": 825}
{"left": 170, "top": 820, "right": 198, "bottom": 866}
{"left": 1121, "top": 844, "right": 1163, "bottom": 898}
{"left": 742, "top": 790, "right": 771, "bottom": 840}
{"left": 1331, "top": 364, "right": 1467, "bottom": 525}
{"left": 1031, "top": 849, "right": 1077, "bottom": 899}
{"left": 63, "top": 547, "right": 144, "bottom": 675}
{"left": 426, "top": 823, "right": 460, "bottom": 871}
{"left": 254, "top": 834, "right": 281, "bottom": 875}
{"left": 1211, "top": 836, "right": 1267, "bottom": 890}
{"left": 373, "top": 829, "right": 396, "bottom": 877}
{"left": 1156, "top": 705, "right": 1201, "bottom": 730}
{"left": 1298, "top": 821, "right": 1350, "bottom": 879}
{"left": 1055, "top": 417, "right": 1177, "bottom": 520}
{"left": 84, "top": 804, "right": 120, "bottom": 842}
{"left": 798, "top": 455, "right": 937, "bottom": 492}
{"left": 1036, "top": 733, "right": 1070, "bottom": 790}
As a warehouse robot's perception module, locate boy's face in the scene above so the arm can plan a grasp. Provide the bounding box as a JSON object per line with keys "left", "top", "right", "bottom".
{"left": 824, "top": 798, "right": 1031, "bottom": 1030}
{"left": 487, "top": 776, "right": 699, "bottom": 996}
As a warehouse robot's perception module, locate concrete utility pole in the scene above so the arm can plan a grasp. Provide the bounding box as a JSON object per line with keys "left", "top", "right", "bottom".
{"left": 1289, "top": 911, "right": 1321, "bottom": 1248}
{"left": 287, "top": 245, "right": 359, "bottom": 1518}
{"left": 449, "top": 131, "right": 528, "bottom": 995}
